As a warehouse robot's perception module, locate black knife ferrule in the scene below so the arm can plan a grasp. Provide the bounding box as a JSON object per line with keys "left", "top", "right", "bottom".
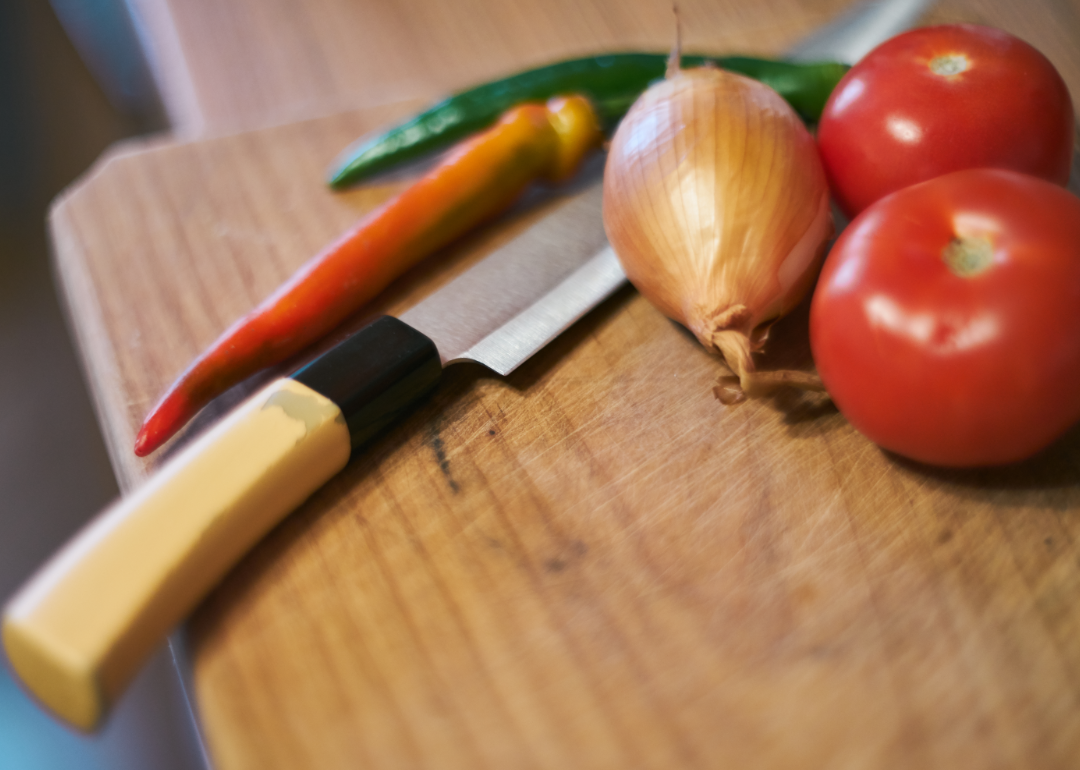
{"left": 292, "top": 316, "right": 442, "bottom": 449}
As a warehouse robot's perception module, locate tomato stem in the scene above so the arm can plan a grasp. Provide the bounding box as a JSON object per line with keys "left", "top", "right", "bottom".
{"left": 943, "top": 235, "right": 994, "bottom": 277}
{"left": 929, "top": 54, "right": 970, "bottom": 77}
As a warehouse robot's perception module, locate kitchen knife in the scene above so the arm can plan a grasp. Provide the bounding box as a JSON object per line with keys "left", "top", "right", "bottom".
{"left": 786, "top": 0, "right": 934, "bottom": 64}
{"left": 1, "top": 177, "right": 619, "bottom": 732}
{"left": 2, "top": 0, "right": 935, "bottom": 732}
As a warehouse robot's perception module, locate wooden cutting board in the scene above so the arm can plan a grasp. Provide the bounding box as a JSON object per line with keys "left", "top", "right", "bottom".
{"left": 49, "top": 1, "right": 1080, "bottom": 769}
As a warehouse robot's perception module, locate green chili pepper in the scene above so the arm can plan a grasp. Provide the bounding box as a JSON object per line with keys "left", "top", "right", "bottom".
{"left": 328, "top": 53, "right": 849, "bottom": 189}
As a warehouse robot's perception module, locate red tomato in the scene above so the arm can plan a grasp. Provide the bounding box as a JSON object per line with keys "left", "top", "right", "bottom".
{"left": 817, "top": 24, "right": 1074, "bottom": 218}
{"left": 809, "top": 169, "right": 1080, "bottom": 467}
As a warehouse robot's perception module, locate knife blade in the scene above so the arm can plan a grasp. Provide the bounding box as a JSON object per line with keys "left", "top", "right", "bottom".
{"left": 2, "top": 0, "right": 935, "bottom": 732}
{"left": 785, "top": 0, "right": 934, "bottom": 64}
{"left": 399, "top": 176, "right": 622, "bottom": 375}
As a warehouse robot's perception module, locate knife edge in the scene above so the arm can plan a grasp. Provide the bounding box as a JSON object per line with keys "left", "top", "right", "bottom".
{"left": 454, "top": 245, "right": 625, "bottom": 375}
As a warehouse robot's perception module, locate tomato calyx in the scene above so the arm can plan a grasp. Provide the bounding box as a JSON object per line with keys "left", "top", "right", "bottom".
{"left": 929, "top": 54, "right": 970, "bottom": 77}
{"left": 942, "top": 235, "right": 994, "bottom": 277}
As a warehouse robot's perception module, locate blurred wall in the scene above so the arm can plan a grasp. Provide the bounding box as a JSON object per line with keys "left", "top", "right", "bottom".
{"left": 0, "top": 1, "right": 202, "bottom": 768}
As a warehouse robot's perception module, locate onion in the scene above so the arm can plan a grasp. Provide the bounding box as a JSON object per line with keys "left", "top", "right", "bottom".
{"left": 602, "top": 65, "right": 833, "bottom": 401}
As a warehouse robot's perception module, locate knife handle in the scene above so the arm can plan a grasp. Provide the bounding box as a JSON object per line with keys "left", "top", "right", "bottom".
{"left": 2, "top": 316, "right": 441, "bottom": 731}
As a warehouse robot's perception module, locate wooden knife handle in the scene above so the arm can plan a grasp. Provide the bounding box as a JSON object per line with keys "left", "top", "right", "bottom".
{"left": 2, "top": 378, "right": 352, "bottom": 731}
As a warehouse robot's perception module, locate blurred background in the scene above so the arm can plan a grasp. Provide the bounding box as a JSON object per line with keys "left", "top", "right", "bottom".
{"left": 0, "top": 0, "right": 203, "bottom": 767}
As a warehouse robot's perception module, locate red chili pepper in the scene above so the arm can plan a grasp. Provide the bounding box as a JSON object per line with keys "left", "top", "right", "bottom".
{"left": 134, "top": 95, "right": 602, "bottom": 456}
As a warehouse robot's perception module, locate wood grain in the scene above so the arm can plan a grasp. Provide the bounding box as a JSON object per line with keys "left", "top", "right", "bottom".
{"left": 123, "top": 0, "right": 1080, "bottom": 138}
{"left": 49, "top": 0, "right": 1080, "bottom": 768}
{"left": 122, "top": 0, "right": 849, "bottom": 135}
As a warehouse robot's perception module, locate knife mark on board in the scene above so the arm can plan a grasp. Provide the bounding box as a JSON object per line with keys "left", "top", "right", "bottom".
{"left": 427, "top": 420, "right": 460, "bottom": 493}
{"left": 544, "top": 540, "right": 588, "bottom": 573}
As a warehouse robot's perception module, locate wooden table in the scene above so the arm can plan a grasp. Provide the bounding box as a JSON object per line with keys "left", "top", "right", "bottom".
{"left": 50, "top": 0, "right": 1080, "bottom": 768}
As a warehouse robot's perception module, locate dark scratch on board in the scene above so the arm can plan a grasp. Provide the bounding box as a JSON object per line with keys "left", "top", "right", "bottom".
{"left": 427, "top": 421, "right": 460, "bottom": 493}
{"left": 544, "top": 540, "right": 588, "bottom": 573}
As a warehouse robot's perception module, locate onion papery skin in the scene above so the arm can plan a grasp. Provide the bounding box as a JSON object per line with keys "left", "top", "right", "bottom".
{"left": 602, "top": 67, "right": 833, "bottom": 393}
